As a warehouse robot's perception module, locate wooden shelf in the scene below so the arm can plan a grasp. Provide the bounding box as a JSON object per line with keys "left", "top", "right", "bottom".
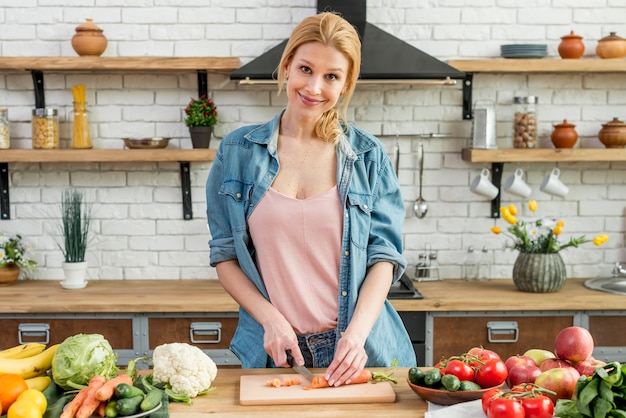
{"left": 462, "top": 148, "right": 625, "bottom": 163}
{"left": 448, "top": 58, "right": 626, "bottom": 73}
{"left": 0, "top": 57, "right": 240, "bottom": 74}
{"left": 0, "top": 148, "right": 216, "bottom": 163}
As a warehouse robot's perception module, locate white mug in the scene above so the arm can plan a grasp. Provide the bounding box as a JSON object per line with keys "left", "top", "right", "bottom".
{"left": 503, "top": 167, "right": 532, "bottom": 198}
{"left": 470, "top": 168, "right": 499, "bottom": 199}
{"left": 540, "top": 167, "right": 569, "bottom": 197}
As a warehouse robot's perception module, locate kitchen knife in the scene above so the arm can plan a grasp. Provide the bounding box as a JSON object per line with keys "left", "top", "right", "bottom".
{"left": 31, "top": 70, "right": 45, "bottom": 109}
{"left": 286, "top": 350, "right": 315, "bottom": 381}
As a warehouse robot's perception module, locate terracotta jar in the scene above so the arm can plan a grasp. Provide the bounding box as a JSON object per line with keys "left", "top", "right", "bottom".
{"left": 596, "top": 32, "right": 626, "bottom": 59}
{"left": 71, "top": 19, "right": 108, "bottom": 57}
{"left": 599, "top": 117, "right": 626, "bottom": 148}
{"left": 558, "top": 31, "right": 585, "bottom": 59}
{"left": 551, "top": 119, "right": 578, "bottom": 148}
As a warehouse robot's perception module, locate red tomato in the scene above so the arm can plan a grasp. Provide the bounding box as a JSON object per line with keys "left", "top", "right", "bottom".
{"left": 444, "top": 359, "right": 475, "bottom": 382}
{"left": 487, "top": 397, "right": 525, "bottom": 418}
{"left": 521, "top": 395, "right": 554, "bottom": 418}
{"left": 476, "top": 359, "right": 508, "bottom": 388}
{"left": 468, "top": 346, "right": 501, "bottom": 361}
{"left": 481, "top": 388, "right": 503, "bottom": 414}
{"left": 434, "top": 359, "right": 447, "bottom": 373}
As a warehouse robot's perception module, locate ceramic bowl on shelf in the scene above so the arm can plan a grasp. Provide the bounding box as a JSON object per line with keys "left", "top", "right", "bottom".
{"left": 596, "top": 32, "right": 626, "bottom": 59}
{"left": 122, "top": 137, "right": 170, "bottom": 149}
{"left": 71, "top": 19, "right": 108, "bottom": 57}
{"left": 598, "top": 118, "right": 626, "bottom": 148}
{"left": 407, "top": 379, "right": 505, "bottom": 406}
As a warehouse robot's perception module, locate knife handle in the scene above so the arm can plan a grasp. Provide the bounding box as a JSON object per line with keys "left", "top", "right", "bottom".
{"left": 285, "top": 349, "right": 295, "bottom": 367}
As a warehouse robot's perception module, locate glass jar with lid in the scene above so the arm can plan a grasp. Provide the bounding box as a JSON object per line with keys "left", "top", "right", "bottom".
{"left": 0, "top": 108, "right": 9, "bottom": 149}
{"left": 513, "top": 96, "right": 538, "bottom": 148}
{"left": 32, "top": 108, "right": 59, "bottom": 149}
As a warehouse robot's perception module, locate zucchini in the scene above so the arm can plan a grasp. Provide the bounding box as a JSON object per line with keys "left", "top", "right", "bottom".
{"left": 115, "top": 383, "right": 145, "bottom": 399}
{"left": 116, "top": 395, "right": 144, "bottom": 416}
{"left": 140, "top": 388, "right": 162, "bottom": 411}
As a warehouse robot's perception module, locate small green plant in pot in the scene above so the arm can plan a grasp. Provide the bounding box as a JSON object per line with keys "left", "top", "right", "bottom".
{"left": 184, "top": 95, "right": 217, "bottom": 148}
{"left": 58, "top": 188, "right": 93, "bottom": 289}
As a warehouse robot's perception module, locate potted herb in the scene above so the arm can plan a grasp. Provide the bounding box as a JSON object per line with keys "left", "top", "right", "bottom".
{"left": 0, "top": 232, "right": 37, "bottom": 285}
{"left": 58, "top": 188, "right": 93, "bottom": 289}
{"left": 184, "top": 95, "right": 218, "bottom": 148}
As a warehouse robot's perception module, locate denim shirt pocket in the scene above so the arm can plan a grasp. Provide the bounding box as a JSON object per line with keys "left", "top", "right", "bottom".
{"left": 220, "top": 180, "right": 254, "bottom": 229}
{"left": 347, "top": 192, "right": 372, "bottom": 250}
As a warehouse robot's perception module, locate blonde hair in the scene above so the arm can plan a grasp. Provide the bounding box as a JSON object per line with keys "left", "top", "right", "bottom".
{"left": 277, "top": 12, "right": 361, "bottom": 143}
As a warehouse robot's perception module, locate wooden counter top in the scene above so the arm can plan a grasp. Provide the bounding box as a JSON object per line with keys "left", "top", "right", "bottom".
{"left": 167, "top": 368, "right": 427, "bottom": 417}
{"left": 0, "top": 278, "right": 623, "bottom": 315}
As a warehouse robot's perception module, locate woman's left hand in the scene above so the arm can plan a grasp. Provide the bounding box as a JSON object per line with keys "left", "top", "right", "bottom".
{"left": 323, "top": 333, "right": 367, "bottom": 386}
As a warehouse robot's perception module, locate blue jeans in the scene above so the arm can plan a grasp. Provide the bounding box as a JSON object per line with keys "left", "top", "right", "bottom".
{"left": 267, "top": 329, "right": 338, "bottom": 368}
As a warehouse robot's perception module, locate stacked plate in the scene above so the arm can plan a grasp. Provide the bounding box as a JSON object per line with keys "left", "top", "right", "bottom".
{"left": 501, "top": 44, "right": 548, "bottom": 59}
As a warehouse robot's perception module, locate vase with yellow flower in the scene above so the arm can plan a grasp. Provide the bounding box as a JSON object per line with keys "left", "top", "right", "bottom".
{"left": 491, "top": 200, "right": 608, "bottom": 293}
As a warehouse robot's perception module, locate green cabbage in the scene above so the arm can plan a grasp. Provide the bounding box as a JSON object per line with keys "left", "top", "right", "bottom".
{"left": 51, "top": 333, "right": 119, "bottom": 390}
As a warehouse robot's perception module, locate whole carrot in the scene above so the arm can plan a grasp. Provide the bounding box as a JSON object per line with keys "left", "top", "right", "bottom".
{"left": 75, "top": 376, "right": 107, "bottom": 418}
{"left": 61, "top": 375, "right": 106, "bottom": 418}
{"left": 95, "top": 374, "right": 133, "bottom": 401}
{"left": 304, "top": 369, "right": 373, "bottom": 389}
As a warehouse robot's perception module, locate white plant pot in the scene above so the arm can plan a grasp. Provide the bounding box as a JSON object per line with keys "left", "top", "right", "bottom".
{"left": 61, "top": 261, "right": 88, "bottom": 289}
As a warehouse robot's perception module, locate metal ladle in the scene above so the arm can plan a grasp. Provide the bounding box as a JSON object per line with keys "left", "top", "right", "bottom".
{"left": 413, "top": 142, "right": 428, "bottom": 218}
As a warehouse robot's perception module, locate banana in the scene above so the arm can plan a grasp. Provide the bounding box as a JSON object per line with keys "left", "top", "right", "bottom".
{"left": 0, "top": 343, "right": 46, "bottom": 359}
{"left": 25, "top": 375, "right": 52, "bottom": 391}
{"left": 0, "top": 343, "right": 60, "bottom": 379}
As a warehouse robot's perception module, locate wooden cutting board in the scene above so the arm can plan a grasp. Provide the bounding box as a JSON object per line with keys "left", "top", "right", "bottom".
{"left": 239, "top": 373, "right": 396, "bottom": 405}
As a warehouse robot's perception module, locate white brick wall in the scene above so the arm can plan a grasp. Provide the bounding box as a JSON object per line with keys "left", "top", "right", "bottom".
{"left": 0, "top": 2, "right": 625, "bottom": 282}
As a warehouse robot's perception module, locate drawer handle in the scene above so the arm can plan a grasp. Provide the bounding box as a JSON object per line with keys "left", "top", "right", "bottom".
{"left": 487, "top": 321, "right": 518, "bottom": 343}
{"left": 18, "top": 323, "right": 50, "bottom": 345}
{"left": 190, "top": 322, "right": 222, "bottom": 344}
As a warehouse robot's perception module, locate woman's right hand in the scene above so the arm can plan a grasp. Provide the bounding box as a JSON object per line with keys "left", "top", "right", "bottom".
{"left": 263, "top": 315, "right": 304, "bottom": 367}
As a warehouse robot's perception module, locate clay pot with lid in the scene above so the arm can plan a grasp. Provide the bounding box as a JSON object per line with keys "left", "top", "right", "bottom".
{"left": 71, "top": 19, "right": 108, "bottom": 57}
{"left": 551, "top": 120, "right": 578, "bottom": 148}
{"left": 599, "top": 117, "right": 626, "bottom": 148}
{"left": 558, "top": 31, "right": 585, "bottom": 59}
{"left": 596, "top": 32, "right": 626, "bottom": 59}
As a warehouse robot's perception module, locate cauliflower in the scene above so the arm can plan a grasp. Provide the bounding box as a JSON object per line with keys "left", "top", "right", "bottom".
{"left": 152, "top": 342, "right": 218, "bottom": 398}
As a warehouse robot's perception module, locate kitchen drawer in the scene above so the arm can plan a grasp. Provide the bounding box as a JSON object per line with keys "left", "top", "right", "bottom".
{"left": 586, "top": 312, "right": 626, "bottom": 363}
{"left": 426, "top": 312, "right": 574, "bottom": 366}
{"left": 0, "top": 314, "right": 139, "bottom": 366}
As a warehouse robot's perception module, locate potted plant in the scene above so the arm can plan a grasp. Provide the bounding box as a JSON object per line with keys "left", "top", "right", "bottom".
{"left": 184, "top": 95, "right": 218, "bottom": 148}
{"left": 0, "top": 232, "right": 37, "bottom": 285}
{"left": 57, "top": 188, "right": 93, "bottom": 289}
{"left": 492, "top": 200, "right": 609, "bottom": 293}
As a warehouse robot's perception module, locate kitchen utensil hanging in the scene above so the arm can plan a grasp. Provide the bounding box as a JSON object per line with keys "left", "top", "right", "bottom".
{"left": 413, "top": 142, "right": 428, "bottom": 218}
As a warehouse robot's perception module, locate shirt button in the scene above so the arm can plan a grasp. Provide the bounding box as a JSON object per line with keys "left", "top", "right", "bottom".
{"left": 341, "top": 291, "right": 347, "bottom": 297}
{"left": 236, "top": 193, "right": 241, "bottom": 198}
{"left": 344, "top": 251, "right": 349, "bottom": 256}
{"left": 363, "top": 204, "right": 368, "bottom": 209}
{"left": 345, "top": 213, "right": 349, "bottom": 218}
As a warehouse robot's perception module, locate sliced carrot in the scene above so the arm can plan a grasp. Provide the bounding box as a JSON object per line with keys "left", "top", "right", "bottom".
{"left": 95, "top": 374, "right": 133, "bottom": 401}
{"left": 290, "top": 377, "right": 300, "bottom": 386}
{"left": 304, "top": 369, "right": 374, "bottom": 389}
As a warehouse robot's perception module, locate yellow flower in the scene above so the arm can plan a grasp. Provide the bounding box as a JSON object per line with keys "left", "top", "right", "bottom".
{"left": 528, "top": 200, "right": 538, "bottom": 212}
{"left": 491, "top": 226, "right": 501, "bottom": 234}
{"left": 593, "top": 234, "right": 609, "bottom": 246}
{"left": 508, "top": 204, "right": 518, "bottom": 216}
{"left": 557, "top": 220, "right": 565, "bottom": 228}
{"left": 553, "top": 225, "right": 563, "bottom": 235}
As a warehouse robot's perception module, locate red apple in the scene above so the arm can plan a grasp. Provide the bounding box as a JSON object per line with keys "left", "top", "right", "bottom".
{"left": 539, "top": 358, "right": 573, "bottom": 372}
{"left": 468, "top": 346, "right": 501, "bottom": 361}
{"left": 507, "top": 363, "right": 542, "bottom": 387}
{"left": 554, "top": 326, "right": 594, "bottom": 364}
{"left": 534, "top": 367, "right": 581, "bottom": 403}
{"left": 523, "top": 348, "right": 557, "bottom": 367}
{"left": 505, "top": 355, "right": 536, "bottom": 372}
{"left": 575, "top": 357, "right": 606, "bottom": 376}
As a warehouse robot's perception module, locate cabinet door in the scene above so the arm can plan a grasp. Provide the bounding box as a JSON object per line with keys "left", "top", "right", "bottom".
{"left": 431, "top": 314, "right": 574, "bottom": 364}
{"left": 588, "top": 314, "right": 626, "bottom": 363}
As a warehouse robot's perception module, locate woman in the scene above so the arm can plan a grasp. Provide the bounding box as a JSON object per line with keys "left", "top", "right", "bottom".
{"left": 206, "top": 11, "right": 415, "bottom": 387}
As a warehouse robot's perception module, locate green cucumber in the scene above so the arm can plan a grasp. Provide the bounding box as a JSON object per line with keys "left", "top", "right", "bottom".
{"left": 115, "top": 383, "right": 145, "bottom": 399}
{"left": 140, "top": 388, "right": 163, "bottom": 411}
{"left": 116, "top": 395, "right": 144, "bottom": 416}
{"left": 104, "top": 400, "right": 118, "bottom": 418}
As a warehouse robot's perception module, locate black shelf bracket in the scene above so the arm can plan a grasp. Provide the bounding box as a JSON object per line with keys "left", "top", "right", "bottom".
{"left": 490, "top": 162, "right": 504, "bottom": 218}
{"left": 0, "top": 163, "right": 10, "bottom": 220}
{"left": 180, "top": 162, "right": 193, "bottom": 220}
{"left": 197, "top": 70, "right": 208, "bottom": 98}
{"left": 462, "top": 73, "right": 473, "bottom": 120}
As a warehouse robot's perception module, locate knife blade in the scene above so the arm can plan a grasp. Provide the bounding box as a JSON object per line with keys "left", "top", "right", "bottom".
{"left": 286, "top": 350, "right": 315, "bottom": 381}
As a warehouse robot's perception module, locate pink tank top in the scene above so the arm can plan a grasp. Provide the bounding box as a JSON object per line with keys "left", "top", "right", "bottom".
{"left": 248, "top": 186, "right": 342, "bottom": 334}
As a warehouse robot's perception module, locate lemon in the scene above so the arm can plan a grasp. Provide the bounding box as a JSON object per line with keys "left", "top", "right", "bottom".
{"left": 7, "top": 399, "right": 42, "bottom": 418}
{"left": 16, "top": 389, "right": 47, "bottom": 415}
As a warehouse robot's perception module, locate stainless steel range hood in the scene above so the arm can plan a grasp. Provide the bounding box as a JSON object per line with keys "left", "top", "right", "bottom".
{"left": 230, "top": 0, "right": 465, "bottom": 85}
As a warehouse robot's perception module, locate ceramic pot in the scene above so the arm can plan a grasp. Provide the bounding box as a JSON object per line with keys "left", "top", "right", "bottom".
{"left": 596, "top": 32, "right": 626, "bottom": 59}
{"left": 558, "top": 31, "right": 585, "bottom": 59}
{"left": 599, "top": 117, "right": 626, "bottom": 148}
{"left": 512, "top": 252, "right": 567, "bottom": 293}
{"left": 551, "top": 119, "right": 578, "bottom": 148}
{"left": 189, "top": 126, "right": 213, "bottom": 148}
{"left": 0, "top": 265, "right": 20, "bottom": 286}
{"left": 71, "top": 19, "right": 108, "bottom": 57}
{"left": 61, "top": 261, "right": 88, "bottom": 289}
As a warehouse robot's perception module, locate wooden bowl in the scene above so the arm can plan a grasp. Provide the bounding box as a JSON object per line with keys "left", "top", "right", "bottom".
{"left": 123, "top": 137, "right": 170, "bottom": 149}
{"left": 407, "top": 379, "right": 504, "bottom": 406}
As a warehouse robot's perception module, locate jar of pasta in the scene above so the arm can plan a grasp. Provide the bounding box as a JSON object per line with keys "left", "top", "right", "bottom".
{"left": 0, "top": 108, "right": 9, "bottom": 149}
{"left": 513, "top": 96, "right": 538, "bottom": 148}
{"left": 32, "top": 108, "right": 59, "bottom": 149}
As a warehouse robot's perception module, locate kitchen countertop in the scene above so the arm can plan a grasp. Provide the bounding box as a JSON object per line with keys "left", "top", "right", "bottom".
{"left": 0, "top": 278, "right": 623, "bottom": 314}
{"left": 167, "top": 367, "right": 427, "bottom": 417}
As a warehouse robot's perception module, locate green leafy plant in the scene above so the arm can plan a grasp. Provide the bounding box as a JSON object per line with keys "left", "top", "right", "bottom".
{"left": 184, "top": 95, "right": 218, "bottom": 127}
{"left": 0, "top": 232, "right": 37, "bottom": 270}
{"left": 58, "top": 188, "right": 93, "bottom": 263}
{"left": 492, "top": 200, "right": 608, "bottom": 254}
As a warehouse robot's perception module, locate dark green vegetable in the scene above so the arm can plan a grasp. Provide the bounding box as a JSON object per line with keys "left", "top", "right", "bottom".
{"left": 423, "top": 368, "right": 441, "bottom": 387}
{"left": 458, "top": 380, "right": 482, "bottom": 391}
{"left": 104, "top": 400, "right": 118, "bottom": 418}
{"left": 140, "top": 388, "right": 163, "bottom": 411}
{"left": 408, "top": 367, "right": 425, "bottom": 385}
{"left": 115, "top": 383, "right": 145, "bottom": 399}
{"left": 116, "top": 395, "right": 144, "bottom": 416}
{"left": 441, "top": 374, "right": 460, "bottom": 391}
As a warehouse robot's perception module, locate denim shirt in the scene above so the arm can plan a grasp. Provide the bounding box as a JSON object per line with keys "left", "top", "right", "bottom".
{"left": 206, "top": 111, "right": 416, "bottom": 368}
